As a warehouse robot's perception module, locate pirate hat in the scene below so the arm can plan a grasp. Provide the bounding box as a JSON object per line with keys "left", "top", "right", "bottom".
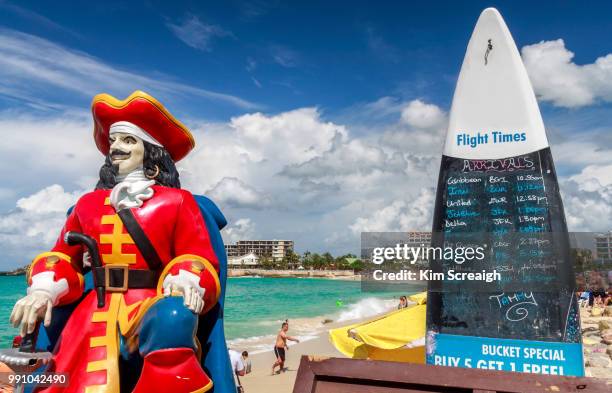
{"left": 91, "top": 91, "right": 195, "bottom": 162}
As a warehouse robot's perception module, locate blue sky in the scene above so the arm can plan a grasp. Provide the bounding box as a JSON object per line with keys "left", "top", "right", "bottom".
{"left": 2, "top": 0, "right": 611, "bottom": 119}
{"left": 0, "top": 1, "right": 612, "bottom": 269}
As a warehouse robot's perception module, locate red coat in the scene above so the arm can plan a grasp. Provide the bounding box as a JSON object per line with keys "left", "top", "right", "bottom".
{"left": 28, "top": 185, "right": 220, "bottom": 393}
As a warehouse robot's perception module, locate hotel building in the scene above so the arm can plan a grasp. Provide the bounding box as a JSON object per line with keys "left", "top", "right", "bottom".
{"left": 225, "top": 240, "right": 294, "bottom": 261}
{"left": 595, "top": 232, "right": 612, "bottom": 263}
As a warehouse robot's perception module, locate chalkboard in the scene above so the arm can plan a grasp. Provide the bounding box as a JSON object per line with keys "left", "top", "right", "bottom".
{"left": 427, "top": 148, "right": 580, "bottom": 343}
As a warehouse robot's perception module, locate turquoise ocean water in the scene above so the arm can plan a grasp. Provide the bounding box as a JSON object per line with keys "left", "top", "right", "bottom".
{"left": 0, "top": 276, "right": 413, "bottom": 349}
{"left": 0, "top": 276, "right": 26, "bottom": 345}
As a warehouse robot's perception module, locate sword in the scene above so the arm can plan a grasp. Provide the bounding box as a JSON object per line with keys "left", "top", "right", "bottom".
{"left": 64, "top": 231, "right": 105, "bottom": 308}
{"left": 0, "top": 325, "right": 51, "bottom": 393}
{"left": 0, "top": 323, "right": 52, "bottom": 366}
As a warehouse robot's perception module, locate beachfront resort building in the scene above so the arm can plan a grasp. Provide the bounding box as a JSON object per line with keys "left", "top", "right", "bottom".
{"left": 595, "top": 232, "right": 612, "bottom": 263}
{"left": 225, "top": 240, "right": 294, "bottom": 261}
{"left": 227, "top": 252, "right": 259, "bottom": 268}
{"left": 361, "top": 231, "right": 432, "bottom": 264}
{"left": 406, "top": 231, "right": 432, "bottom": 246}
{"left": 405, "top": 231, "right": 433, "bottom": 265}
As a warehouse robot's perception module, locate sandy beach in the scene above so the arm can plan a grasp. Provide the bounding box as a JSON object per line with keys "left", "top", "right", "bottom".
{"left": 232, "top": 315, "right": 355, "bottom": 393}
{"left": 234, "top": 304, "right": 612, "bottom": 392}
{"left": 225, "top": 294, "right": 402, "bottom": 393}
{"left": 228, "top": 294, "right": 411, "bottom": 393}
{"left": 581, "top": 306, "right": 612, "bottom": 380}
{"left": 236, "top": 331, "right": 342, "bottom": 392}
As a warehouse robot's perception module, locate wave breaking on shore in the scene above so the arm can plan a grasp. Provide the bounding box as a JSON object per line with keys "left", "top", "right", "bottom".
{"left": 227, "top": 296, "right": 398, "bottom": 355}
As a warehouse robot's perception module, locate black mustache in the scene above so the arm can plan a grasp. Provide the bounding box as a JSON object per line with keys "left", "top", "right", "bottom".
{"left": 110, "top": 149, "right": 130, "bottom": 158}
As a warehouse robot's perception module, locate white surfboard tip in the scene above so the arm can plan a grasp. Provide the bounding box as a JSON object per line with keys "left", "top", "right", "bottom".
{"left": 474, "top": 7, "right": 512, "bottom": 53}
{"left": 474, "top": 7, "right": 511, "bottom": 36}
{"left": 442, "top": 7, "right": 548, "bottom": 159}
{"left": 481, "top": 7, "right": 502, "bottom": 18}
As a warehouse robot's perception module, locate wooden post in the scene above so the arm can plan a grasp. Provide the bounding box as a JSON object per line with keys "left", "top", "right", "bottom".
{"left": 293, "top": 356, "right": 610, "bottom": 393}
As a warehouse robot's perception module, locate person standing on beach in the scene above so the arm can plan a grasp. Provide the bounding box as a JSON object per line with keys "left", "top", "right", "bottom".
{"left": 272, "top": 321, "right": 300, "bottom": 375}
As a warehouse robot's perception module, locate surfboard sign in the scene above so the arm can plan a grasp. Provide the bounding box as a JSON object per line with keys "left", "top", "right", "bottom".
{"left": 425, "top": 8, "right": 583, "bottom": 377}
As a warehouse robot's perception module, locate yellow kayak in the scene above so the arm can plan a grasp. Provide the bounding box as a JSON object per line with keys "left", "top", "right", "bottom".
{"left": 328, "top": 293, "right": 426, "bottom": 363}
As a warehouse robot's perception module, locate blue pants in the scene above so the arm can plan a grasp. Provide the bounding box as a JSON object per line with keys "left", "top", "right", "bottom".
{"left": 136, "top": 296, "right": 199, "bottom": 356}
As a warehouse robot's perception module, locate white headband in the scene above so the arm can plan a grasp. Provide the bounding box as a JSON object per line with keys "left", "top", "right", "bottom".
{"left": 109, "top": 121, "right": 162, "bottom": 147}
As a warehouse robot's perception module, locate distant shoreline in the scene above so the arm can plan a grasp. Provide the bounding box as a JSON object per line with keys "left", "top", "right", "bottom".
{"left": 0, "top": 267, "right": 26, "bottom": 276}
{"left": 0, "top": 268, "right": 360, "bottom": 280}
{"left": 228, "top": 268, "right": 361, "bottom": 280}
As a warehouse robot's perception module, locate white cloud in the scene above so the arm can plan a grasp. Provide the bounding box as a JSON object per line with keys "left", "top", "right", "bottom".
{"left": 561, "top": 181, "right": 612, "bottom": 233}
{"left": 178, "top": 107, "right": 350, "bottom": 198}
{"left": 175, "top": 101, "right": 445, "bottom": 255}
{"left": 229, "top": 108, "right": 348, "bottom": 164}
{"left": 552, "top": 140, "right": 612, "bottom": 168}
{"left": 568, "top": 164, "right": 612, "bottom": 191}
{"left": 0, "top": 28, "right": 257, "bottom": 110}
{"left": 0, "top": 185, "right": 82, "bottom": 267}
{"left": 0, "top": 2, "right": 80, "bottom": 38}
{"left": 206, "top": 177, "right": 269, "bottom": 209}
{"left": 16, "top": 184, "right": 81, "bottom": 214}
{"left": 364, "top": 96, "right": 410, "bottom": 119}
{"left": 0, "top": 112, "right": 99, "bottom": 202}
{"left": 400, "top": 99, "right": 446, "bottom": 130}
{"left": 4, "top": 93, "right": 611, "bottom": 270}
{"left": 522, "top": 39, "right": 612, "bottom": 108}
{"left": 166, "top": 15, "right": 233, "bottom": 52}
{"left": 223, "top": 218, "right": 256, "bottom": 244}
{"left": 2, "top": 23, "right": 611, "bottom": 271}
{"left": 270, "top": 45, "right": 300, "bottom": 68}
{"left": 379, "top": 128, "right": 445, "bottom": 158}
{"left": 349, "top": 188, "right": 434, "bottom": 233}
{"left": 559, "top": 163, "right": 612, "bottom": 232}
{"left": 94, "top": 102, "right": 438, "bottom": 259}
{"left": 281, "top": 139, "right": 390, "bottom": 178}
{"left": 370, "top": 99, "right": 448, "bottom": 159}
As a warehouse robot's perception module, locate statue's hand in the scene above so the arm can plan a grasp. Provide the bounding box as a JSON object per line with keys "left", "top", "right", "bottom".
{"left": 162, "top": 270, "right": 205, "bottom": 314}
{"left": 9, "top": 291, "right": 53, "bottom": 337}
{"left": 82, "top": 251, "right": 92, "bottom": 268}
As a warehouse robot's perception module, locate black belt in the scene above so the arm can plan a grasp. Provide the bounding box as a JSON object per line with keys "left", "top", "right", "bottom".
{"left": 93, "top": 265, "right": 158, "bottom": 292}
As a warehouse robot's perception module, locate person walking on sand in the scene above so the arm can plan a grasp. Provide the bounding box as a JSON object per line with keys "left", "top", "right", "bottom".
{"left": 272, "top": 321, "right": 299, "bottom": 375}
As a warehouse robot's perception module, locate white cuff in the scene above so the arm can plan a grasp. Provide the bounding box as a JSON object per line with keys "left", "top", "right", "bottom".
{"left": 162, "top": 269, "right": 205, "bottom": 297}
{"left": 28, "top": 271, "right": 69, "bottom": 306}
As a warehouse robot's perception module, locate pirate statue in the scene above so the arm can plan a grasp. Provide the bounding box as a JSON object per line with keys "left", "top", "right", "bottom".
{"left": 8, "top": 91, "right": 233, "bottom": 392}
